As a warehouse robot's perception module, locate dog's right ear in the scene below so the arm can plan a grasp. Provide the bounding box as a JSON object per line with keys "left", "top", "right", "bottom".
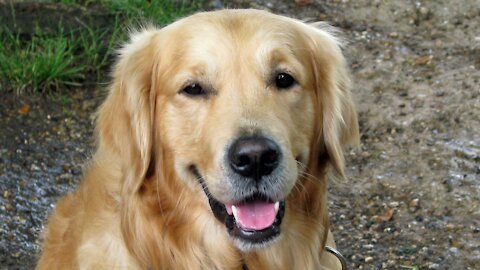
{"left": 96, "top": 29, "right": 161, "bottom": 194}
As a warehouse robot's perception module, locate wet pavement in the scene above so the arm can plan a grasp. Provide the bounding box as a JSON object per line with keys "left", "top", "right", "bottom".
{"left": 0, "top": 89, "right": 100, "bottom": 269}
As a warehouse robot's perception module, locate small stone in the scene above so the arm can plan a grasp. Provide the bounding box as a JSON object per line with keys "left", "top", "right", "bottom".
{"left": 363, "top": 244, "right": 374, "bottom": 249}
{"left": 365, "top": 256, "right": 374, "bottom": 263}
{"left": 446, "top": 223, "right": 456, "bottom": 230}
{"left": 389, "top": 32, "right": 399, "bottom": 38}
{"left": 31, "top": 164, "right": 40, "bottom": 171}
{"left": 449, "top": 247, "right": 460, "bottom": 253}
{"left": 360, "top": 151, "right": 370, "bottom": 158}
{"left": 419, "top": 6, "right": 429, "bottom": 15}
{"left": 81, "top": 100, "right": 96, "bottom": 111}
{"left": 409, "top": 198, "right": 420, "bottom": 212}
{"left": 389, "top": 201, "right": 399, "bottom": 208}
{"left": 62, "top": 164, "right": 71, "bottom": 173}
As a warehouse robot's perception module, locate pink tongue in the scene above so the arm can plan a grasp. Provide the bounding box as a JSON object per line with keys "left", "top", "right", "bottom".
{"left": 235, "top": 201, "right": 276, "bottom": 230}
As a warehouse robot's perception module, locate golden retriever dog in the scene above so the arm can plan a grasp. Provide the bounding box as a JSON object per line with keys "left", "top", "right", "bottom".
{"left": 37, "top": 9, "right": 358, "bottom": 270}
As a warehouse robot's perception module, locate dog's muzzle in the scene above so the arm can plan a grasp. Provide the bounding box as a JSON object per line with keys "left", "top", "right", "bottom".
{"left": 193, "top": 136, "right": 287, "bottom": 246}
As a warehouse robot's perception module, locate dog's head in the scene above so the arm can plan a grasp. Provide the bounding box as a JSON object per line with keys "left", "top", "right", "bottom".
{"left": 98, "top": 10, "right": 358, "bottom": 251}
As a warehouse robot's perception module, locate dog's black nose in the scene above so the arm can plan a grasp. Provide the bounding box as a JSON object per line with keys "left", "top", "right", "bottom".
{"left": 228, "top": 137, "right": 280, "bottom": 180}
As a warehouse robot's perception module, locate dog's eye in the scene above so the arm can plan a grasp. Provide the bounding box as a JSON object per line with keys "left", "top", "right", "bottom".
{"left": 275, "top": 73, "right": 296, "bottom": 89}
{"left": 181, "top": 83, "right": 205, "bottom": 96}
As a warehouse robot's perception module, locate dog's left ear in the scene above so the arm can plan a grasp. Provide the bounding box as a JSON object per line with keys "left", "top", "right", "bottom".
{"left": 304, "top": 22, "right": 360, "bottom": 177}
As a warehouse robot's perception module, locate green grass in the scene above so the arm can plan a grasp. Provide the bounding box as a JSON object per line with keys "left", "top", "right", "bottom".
{"left": 0, "top": 0, "right": 202, "bottom": 94}
{"left": 0, "top": 27, "right": 85, "bottom": 94}
{"left": 75, "top": 16, "right": 123, "bottom": 76}
{"left": 102, "top": 0, "right": 201, "bottom": 26}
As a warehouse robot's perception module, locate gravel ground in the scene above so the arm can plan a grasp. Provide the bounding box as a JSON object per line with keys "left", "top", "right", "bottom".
{"left": 1, "top": 0, "right": 479, "bottom": 269}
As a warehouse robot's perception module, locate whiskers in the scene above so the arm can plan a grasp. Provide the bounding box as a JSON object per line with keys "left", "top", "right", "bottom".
{"left": 294, "top": 160, "right": 319, "bottom": 189}
{"left": 292, "top": 160, "right": 326, "bottom": 216}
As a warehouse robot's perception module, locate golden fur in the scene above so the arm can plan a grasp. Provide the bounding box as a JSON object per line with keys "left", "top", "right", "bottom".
{"left": 37, "top": 9, "right": 358, "bottom": 270}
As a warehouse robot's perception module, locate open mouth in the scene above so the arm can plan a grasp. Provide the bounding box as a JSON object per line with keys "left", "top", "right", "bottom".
{"left": 192, "top": 167, "right": 286, "bottom": 245}
{"left": 222, "top": 194, "right": 285, "bottom": 244}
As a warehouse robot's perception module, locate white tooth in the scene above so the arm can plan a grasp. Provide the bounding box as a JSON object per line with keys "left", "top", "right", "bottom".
{"left": 274, "top": 201, "right": 279, "bottom": 214}
{"left": 232, "top": 205, "right": 238, "bottom": 220}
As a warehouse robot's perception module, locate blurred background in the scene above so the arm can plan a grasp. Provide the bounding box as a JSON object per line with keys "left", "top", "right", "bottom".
{"left": 0, "top": 0, "right": 479, "bottom": 269}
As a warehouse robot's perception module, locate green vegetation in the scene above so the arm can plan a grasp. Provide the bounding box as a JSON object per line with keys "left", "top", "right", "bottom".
{"left": 0, "top": 0, "right": 202, "bottom": 94}
{"left": 0, "top": 27, "right": 84, "bottom": 93}
{"left": 75, "top": 18, "right": 122, "bottom": 76}
{"left": 103, "top": 0, "right": 199, "bottom": 26}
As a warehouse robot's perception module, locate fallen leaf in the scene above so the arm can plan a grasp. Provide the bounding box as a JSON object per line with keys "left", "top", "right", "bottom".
{"left": 383, "top": 208, "right": 395, "bottom": 221}
{"left": 18, "top": 104, "right": 30, "bottom": 115}
{"left": 450, "top": 239, "right": 462, "bottom": 248}
{"left": 414, "top": 55, "right": 433, "bottom": 65}
{"left": 372, "top": 208, "right": 396, "bottom": 223}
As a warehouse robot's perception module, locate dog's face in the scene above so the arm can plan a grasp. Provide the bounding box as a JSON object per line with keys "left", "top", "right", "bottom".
{"left": 101, "top": 10, "right": 358, "bottom": 252}
{"left": 156, "top": 12, "right": 316, "bottom": 249}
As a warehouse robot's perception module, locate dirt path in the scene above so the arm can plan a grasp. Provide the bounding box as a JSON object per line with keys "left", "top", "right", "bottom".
{"left": 1, "top": 1, "right": 479, "bottom": 269}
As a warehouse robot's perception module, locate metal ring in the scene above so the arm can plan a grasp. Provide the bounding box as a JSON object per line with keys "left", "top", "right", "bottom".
{"left": 325, "top": 246, "right": 347, "bottom": 270}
